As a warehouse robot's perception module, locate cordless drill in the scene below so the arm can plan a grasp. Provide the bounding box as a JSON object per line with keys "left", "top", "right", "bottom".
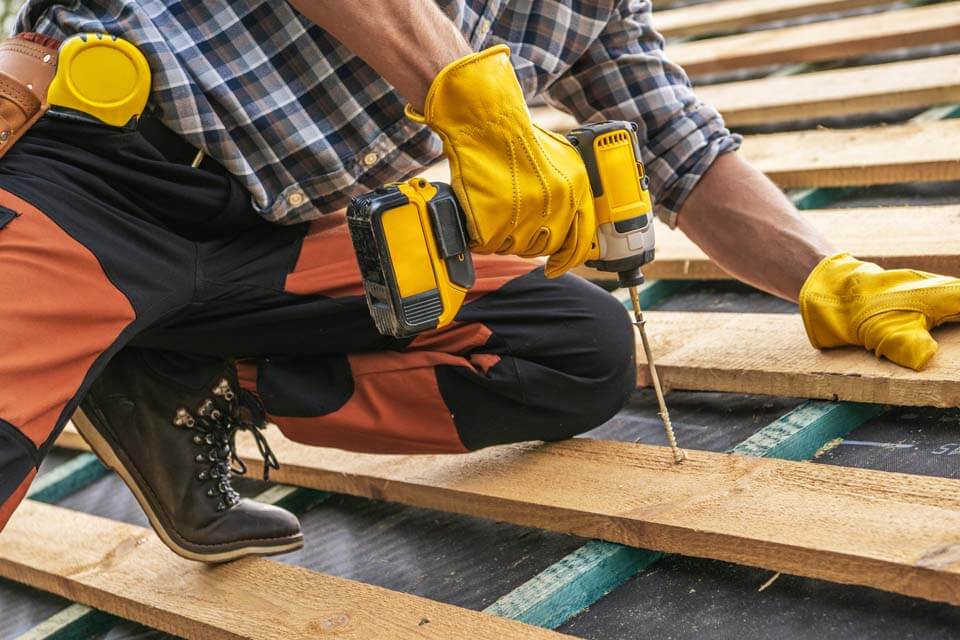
{"left": 347, "top": 121, "right": 684, "bottom": 462}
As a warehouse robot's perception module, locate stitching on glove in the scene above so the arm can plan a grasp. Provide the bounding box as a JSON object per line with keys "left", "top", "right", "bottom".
{"left": 516, "top": 133, "right": 550, "bottom": 220}
{"left": 508, "top": 137, "right": 520, "bottom": 228}
{"left": 531, "top": 124, "right": 575, "bottom": 212}
{"left": 850, "top": 285, "right": 960, "bottom": 324}
{"left": 803, "top": 283, "right": 960, "bottom": 307}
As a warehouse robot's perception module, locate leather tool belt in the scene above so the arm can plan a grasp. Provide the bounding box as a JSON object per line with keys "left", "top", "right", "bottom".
{"left": 0, "top": 33, "right": 60, "bottom": 161}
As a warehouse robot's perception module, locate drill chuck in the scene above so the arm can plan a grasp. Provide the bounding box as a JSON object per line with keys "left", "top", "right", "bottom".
{"left": 617, "top": 267, "right": 645, "bottom": 289}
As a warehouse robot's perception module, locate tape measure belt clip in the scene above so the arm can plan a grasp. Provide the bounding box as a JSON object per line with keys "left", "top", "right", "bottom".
{"left": 47, "top": 33, "right": 151, "bottom": 128}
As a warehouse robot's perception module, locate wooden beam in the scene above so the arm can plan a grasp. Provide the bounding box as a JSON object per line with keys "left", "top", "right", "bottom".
{"left": 483, "top": 398, "right": 881, "bottom": 628}
{"left": 788, "top": 103, "right": 960, "bottom": 209}
{"left": 696, "top": 54, "right": 960, "bottom": 126}
{"left": 53, "top": 425, "right": 960, "bottom": 605}
{"left": 654, "top": 0, "right": 888, "bottom": 39}
{"left": 729, "top": 400, "right": 883, "bottom": 459}
{"left": 532, "top": 55, "right": 960, "bottom": 129}
{"left": 667, "top": 2, "right": 960, "bottom": 75}
{"left": 740, "top": 119, "right": 960, "bottom": 188}
{"left": 578, "top": 205, "right": 960, "bottom": 281}
{"left": 26, "top": 473, "right": 331, "bottom": 640}
{"left": 432, "top": 119, "right": 960, "bottom": 190}
{"left": 0, "top": 501, "right": 567, "bottom": 640}
{"left": 632, "top": 311, "right": 960, "bottom": 407}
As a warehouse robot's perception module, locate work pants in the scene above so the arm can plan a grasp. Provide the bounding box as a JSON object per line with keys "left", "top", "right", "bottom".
{"left": 0, "top": 118, "right": 637, "bottom": 530}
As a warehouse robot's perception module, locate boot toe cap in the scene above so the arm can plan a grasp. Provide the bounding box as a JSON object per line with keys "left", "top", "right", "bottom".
{"left": 221, "top": 499, "right": 303, "bottom": 546}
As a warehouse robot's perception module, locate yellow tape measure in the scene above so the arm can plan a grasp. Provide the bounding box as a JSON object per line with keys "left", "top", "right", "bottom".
{"left": 48, "top": 33, "right": 151, "bottom": 127}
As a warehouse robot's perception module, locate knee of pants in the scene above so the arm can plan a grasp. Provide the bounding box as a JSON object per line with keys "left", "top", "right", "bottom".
{"left": 544, "top": 279, "right": 637, "bottom": 438}
{"left": 448, "top": 274, "right": 638, "bottom": 449}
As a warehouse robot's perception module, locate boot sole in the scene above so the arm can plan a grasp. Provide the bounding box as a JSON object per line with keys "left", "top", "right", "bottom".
{"left": 73, "top": 407, "right": 304, "bottom": 563}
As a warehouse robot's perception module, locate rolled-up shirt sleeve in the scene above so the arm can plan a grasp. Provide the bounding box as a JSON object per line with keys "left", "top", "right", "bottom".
{"left": 543, "top": 0, "right": 741, "bottom": 228}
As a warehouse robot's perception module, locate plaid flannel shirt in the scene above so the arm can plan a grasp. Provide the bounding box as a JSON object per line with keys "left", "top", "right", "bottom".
{"left": 17, "top": 0, "right": 739, "bottom": 227}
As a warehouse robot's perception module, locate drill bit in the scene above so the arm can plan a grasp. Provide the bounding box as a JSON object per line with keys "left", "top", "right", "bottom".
{"left": 628, "top": 285, "right": 685, "bottom": 464}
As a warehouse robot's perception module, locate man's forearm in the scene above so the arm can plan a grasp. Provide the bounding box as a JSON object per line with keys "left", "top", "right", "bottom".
{"left": 288, "top": 0, "right": 472, "bottom": 111}
{"left": 676, "top": 153, "right": 833, "bottom": 302}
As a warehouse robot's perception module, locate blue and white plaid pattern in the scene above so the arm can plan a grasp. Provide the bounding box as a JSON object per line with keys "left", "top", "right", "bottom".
{"left": 18, "top": 0, "right": 738, "bottom": 227}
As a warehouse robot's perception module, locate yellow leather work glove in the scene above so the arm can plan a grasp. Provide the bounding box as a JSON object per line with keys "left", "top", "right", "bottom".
{"left": 406, "top": 45, "right": 596, "bottom": 278}
{"left": 800, "top": 253, "right": 960, "bottom": 370}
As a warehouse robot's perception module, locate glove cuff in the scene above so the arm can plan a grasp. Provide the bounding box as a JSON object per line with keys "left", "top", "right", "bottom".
{"left": 404, "top": 44, "right": 521, "bottom": 129}
{"left": 799, "top": 252, "right": 861, "bottom": 348}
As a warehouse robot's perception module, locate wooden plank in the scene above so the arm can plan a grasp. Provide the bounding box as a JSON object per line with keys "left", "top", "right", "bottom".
{"left": 53, "top": 424, "right": 960, "bottom": 605}
{"left": 582, "top": 205, "right": 960, "bottom": 281}
{"left": 696, "top": 54, "right": 960, "bottom": 126}
{"left": 667, "top": 2, "right": 960, "bottom": 75}
{"left": 529, "top": 105, "right": 578, "bottom": 133}
{"left": 740, "top": 119, "right": 960, "bottom": 189}
{"left": 428, "top": 119, "right": 960, "bottom": 192}
{"left": 788, "top": 103, "right": 960, "bottom": 209}
{"left": 654, "top": 0, "right": 888, "bottom": 39}
{"left": 34, "top": 471, "right": 332, "bottom": 640}
{"left": 532, "top": 55, "right": 960, "bottom": 129}
{"left": 0, "top": 501, "right": 568, "bottom": 640}
{"left": 533, "top": 55, "right": 960, "bottom": 129}
{"left": 483, "top": 398, "right": 881, "bottom": 628}
{"left": 633, "top": 311, "right": 960, "bottom": 407}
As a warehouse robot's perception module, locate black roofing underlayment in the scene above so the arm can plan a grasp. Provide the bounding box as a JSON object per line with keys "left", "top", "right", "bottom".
{"left": 5, "top": 3, "right": 960, "bottom": 637}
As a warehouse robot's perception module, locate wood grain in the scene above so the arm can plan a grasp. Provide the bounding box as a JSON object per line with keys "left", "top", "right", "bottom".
{"left": 696, "top": 54, "right": 960, "bottom": 126}
{"left": 667, "top": 2, "right": 960, "bottom": 75}
{"left": 55, "top": 426, "right": 960, "bottom": 605}
{"left": 577, "top": 205, "right": 960, "bottom": 281}
{"left": 532, "top": 54, "right": 960, "bottom": 128}
{"left": 632, "top": 311, "right": 960, "bottom": 407}
{"left": 739, "top": 119, "right": 960, "bottom": 188}
{"left": 0, "top": 501, "right": 567, "bottom": 640}
{"left": 654, "top": 0, "right": 887, "bottom": 39}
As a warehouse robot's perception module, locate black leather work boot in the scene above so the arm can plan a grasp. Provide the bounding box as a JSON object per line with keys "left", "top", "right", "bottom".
{"left": 74, "top": 349, "right": 303, "bottom": 562}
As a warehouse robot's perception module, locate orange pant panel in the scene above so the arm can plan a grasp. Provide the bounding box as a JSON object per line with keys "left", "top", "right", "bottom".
{"left": 0, "top": 190, "right": 136, "bottom": 447}
{"left": 239, "top": 356, "right": 470, "bottom": 454}
{"left": 284, "top": 213, "right": 366, "bottom": 298}
{"left": 264, "top": 221, "right": 537, "bottom": 453}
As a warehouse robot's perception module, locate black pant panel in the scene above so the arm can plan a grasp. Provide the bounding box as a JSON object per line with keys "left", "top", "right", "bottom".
{"left": 437, "top": 270, "right": 637, "bottom": 449}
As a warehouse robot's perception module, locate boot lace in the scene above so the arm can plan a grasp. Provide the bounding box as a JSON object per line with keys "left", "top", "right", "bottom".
{"left": 172, "top": 378, "right": 280, "bottom": 512}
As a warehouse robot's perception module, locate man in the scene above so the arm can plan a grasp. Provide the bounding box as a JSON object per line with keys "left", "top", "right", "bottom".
{"left": 1, "top": 0, "right": 957, "bottom": 561}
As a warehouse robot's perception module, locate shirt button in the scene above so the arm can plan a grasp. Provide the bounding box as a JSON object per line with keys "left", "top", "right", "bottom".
{"left": 287, "top": 192, "right": 305, "bottom": 206}
{"left": 477, "top": 18, "right": 492, "bottom": 39}
{"left": 362, "top": 152, "right": 379, "bottom": 167}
